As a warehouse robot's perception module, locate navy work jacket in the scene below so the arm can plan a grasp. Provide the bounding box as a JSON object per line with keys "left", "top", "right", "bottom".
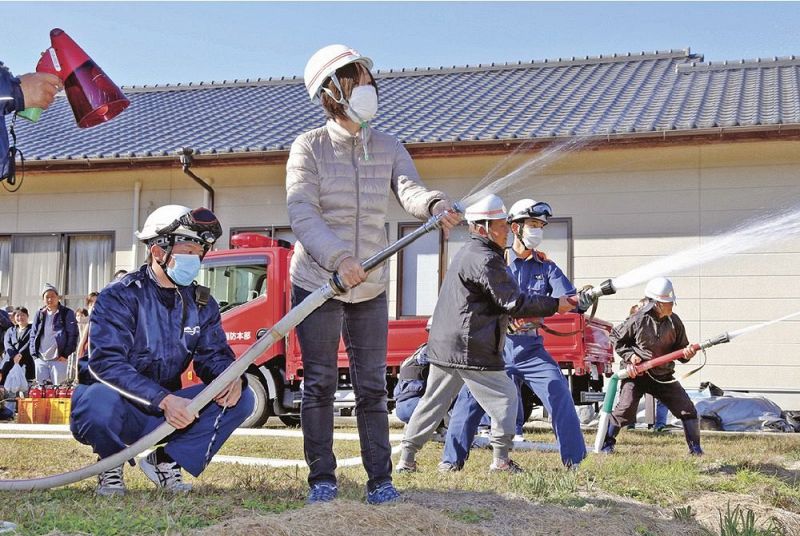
{"left": 0, "top": 62, "right": 24, "bottom": 180}
{"left": 30, "top": 303, "right": 78, "bottom": 360}
{"left": 84, "top": 265, "right": 236, "bottom": 412}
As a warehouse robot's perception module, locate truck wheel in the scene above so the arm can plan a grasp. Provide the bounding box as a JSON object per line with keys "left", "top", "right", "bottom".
{"left": 240, "top": 373, "right": 270, "bottom": 428}
{"left": 279, "top": 415, "right": 301, "bottom": 428}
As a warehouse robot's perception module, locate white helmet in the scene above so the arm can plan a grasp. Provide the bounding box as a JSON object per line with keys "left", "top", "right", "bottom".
{"left": 304, "top": 44, "right": 374, "bottom": 102}
{"left": 507, "top": 198, "right": 552, "bottom": 225}
{"left": 464, "top": 194, "right": 508, "bottom": 223}
{"left": 645, "top": 277, "right": 676, "bottom": 303}
{"left": 136, "top": 205, "right": 221, "bottom": 247}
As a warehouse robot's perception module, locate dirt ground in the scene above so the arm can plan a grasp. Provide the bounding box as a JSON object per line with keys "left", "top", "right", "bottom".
{"left": 195, "top": 490, "right": 717, "bottom": 536}
{"left": 687, "top": 492, "right": 800, "bottom": 535}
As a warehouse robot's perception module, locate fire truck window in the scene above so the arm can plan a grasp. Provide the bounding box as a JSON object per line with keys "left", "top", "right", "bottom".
{"left": 198, "top": 260, "right": 267, "bottom": 313}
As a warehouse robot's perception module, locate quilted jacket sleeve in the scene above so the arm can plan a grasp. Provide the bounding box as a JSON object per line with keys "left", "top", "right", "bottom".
{"left": 391, "top": 139, "right": 447, "bottom": 220}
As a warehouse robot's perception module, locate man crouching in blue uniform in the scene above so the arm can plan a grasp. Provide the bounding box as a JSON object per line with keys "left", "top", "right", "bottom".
{"left": 70, "top": 205, "right": 254, "bottom": 496}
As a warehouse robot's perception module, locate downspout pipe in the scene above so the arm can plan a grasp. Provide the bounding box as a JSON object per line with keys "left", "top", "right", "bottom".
{"left": 177, "top": 147, "right": 215, "bottom": 211}
{"left": 131, "top": 180, "right": 141, "bottom": 270}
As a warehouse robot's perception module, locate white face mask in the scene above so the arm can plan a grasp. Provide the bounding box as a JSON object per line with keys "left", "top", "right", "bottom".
{"left": 521, "top": 227, "right": 543, "bottom": 250}
{"left": 346, "top": 85, "right": 378, "bottom": 124}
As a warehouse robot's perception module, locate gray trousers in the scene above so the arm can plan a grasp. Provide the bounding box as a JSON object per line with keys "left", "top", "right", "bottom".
{"left": 400, "top": 364, "right": 518, "bottom": 462}
{"left": 34, "top": 358, "right": 68, "bottom": 385}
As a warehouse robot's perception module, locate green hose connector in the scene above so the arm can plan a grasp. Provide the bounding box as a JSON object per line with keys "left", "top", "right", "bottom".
{"left": 18, "top": 107, "right": 43, "bottom": 122}
{"left": 601, "top": 373, "right": 619, "bottom": 413}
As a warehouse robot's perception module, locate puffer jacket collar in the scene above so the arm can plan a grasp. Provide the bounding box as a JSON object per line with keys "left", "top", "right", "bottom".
{"left": 326, "top": 119, "right": 370, "bottom": 156}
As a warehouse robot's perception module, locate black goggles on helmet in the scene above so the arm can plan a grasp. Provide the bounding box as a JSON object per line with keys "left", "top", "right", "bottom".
{"left": 155, "top": 207, "right": 222, "bottom": 245}
{"left": 510, "top": 202, "right": 553, "bottom": 222}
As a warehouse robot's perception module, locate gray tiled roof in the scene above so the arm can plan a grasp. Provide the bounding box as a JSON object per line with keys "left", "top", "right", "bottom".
{"left": 13, "top": 48, "right": 800, "bottom": 161}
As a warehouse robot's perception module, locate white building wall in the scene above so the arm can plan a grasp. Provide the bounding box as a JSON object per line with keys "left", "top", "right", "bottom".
{"left": 2, "top": 139, "right": 800, "bottom": 407}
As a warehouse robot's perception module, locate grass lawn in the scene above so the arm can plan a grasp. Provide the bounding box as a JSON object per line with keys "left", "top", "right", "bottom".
{"left": 0, "top": 425, "right": 798, "bottom": 535}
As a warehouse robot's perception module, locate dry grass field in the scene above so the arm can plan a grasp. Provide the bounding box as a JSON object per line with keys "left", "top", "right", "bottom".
{"left": 0, "top": 422, "right": 798, "bottom": 535}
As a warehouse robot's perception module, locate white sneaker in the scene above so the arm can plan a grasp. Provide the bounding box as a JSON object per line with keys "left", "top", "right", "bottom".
{"left": 512, "top": 434, "right": 525, "bottom": 443}
{"left": 96, "top": 464, "right": 126, "bottom": 497}
{"left": 139, "top": 451, "right": 193, "bottom": 493}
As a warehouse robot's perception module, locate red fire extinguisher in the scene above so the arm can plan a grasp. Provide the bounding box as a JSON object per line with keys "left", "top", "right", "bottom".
{"left": 29, "top": 383, "right": 43, "bottom": 398}
{"left": 44, "top": 384, "right": 57, "bottom": 398}
{"left": 56, "top": 385, "right": 70, "bottom": 398}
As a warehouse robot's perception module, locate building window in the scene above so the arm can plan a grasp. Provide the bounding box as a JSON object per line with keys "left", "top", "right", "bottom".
{"left": 540, "top": 218, "right": 573, "bottom": 281}
{"left": 5, "top": 233, "right": 113, "bottom": 312}
{"left": 0, "top": 236, "right": 10, "bottom": 310}
{"left": 395, "top": 217, "right": 573, "bottom": 317}
{"left": 397, "top": 223, "right": 443, "bottom": 317}
{"left": 65, "top": 234, "right": 114, "bottom": 310}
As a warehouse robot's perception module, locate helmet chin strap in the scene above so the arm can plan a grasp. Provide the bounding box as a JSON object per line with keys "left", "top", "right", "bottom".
{"left": 155, "top": 235, "right": 180, "bottom": 286}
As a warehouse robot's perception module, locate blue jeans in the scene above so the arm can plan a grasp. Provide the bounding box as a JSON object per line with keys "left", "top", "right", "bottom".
{"left": 655, "top": 400, "right": 669, "bottom": 428}
{"left": 292, "top": 285, "right": 392, "bottom": 492}
{"left": 443, "top": 338, "right": 587, "bottom": 467}
{"left": 395, "top": 396, "right": 420, "bottom": 424}
{"left": 70, "top": 382, "right": 254, "bottom": 477}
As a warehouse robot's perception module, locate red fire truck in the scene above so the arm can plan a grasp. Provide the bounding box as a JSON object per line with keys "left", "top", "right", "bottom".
{"left": 183, "top": 233, "right": 614, "bottom": 428}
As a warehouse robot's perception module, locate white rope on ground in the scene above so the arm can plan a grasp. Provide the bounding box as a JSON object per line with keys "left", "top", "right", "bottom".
{"left": 0, "top": 424, "right": 404, "bottom": 441}
{"left": 0, "top": 430, "right": 405, "bottom": 469}
{"left": 0, "top": 434, "right": 75, "bottom": 440}
{"left": 211, "top": 445, "right": 404, "bottom": 468}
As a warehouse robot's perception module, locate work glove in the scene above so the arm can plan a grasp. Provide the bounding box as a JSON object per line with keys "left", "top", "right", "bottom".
{"left": 575, "top": 288, "right": 596, "bottom": 313}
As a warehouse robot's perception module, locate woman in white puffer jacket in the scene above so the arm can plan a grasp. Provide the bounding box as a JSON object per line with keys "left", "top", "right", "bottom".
{"left": 286, "top": 44, "right": 460, "bottom": 505}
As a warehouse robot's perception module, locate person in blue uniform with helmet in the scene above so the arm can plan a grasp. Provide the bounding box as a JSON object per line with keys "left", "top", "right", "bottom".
{"left": 70, "top": 205, "right": 254, "bottom": 496}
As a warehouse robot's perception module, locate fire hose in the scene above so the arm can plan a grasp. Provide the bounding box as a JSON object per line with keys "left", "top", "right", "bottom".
{"left": 0, "top": 206, "right": 461, "bottom": 491}
{"left": 592, "top": 332, "right": 731, "bottom": 453}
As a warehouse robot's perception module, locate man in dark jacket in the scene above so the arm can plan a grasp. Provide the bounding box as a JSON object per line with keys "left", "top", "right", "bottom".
{"left": 70, "top": 205, "right": 254, "bottom": 496}
{"left": 29, "top": 284, "right": 78, "bottom": 385}
{"left": 1, "top": 61, "right": 60, "bottom": 182}
{"left": 600, "top": 277, "right": 702, "bottom": 455}
{"left": 440, "top": 198, "right": 587, "bottom": 471}
{"left": 397, "top": 194, "right": 574, "bottom": 473}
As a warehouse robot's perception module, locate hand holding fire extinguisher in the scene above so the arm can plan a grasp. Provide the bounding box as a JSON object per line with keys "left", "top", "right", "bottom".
{"left": 18, "top": 73, "right": 62, "bottom": 110}
{"left": 17, "top": 28, "right": 130, "bottom": 127}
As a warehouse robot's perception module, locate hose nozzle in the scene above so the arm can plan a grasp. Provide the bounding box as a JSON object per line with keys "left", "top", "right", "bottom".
{"left": 574, "top": 279, "right": 616, "bottom": 314}
{"left": 588, "top": 279, "right": 617, "bottom": 300}
{"left": 700, "top": 332, "right": 730, "bottom": 350}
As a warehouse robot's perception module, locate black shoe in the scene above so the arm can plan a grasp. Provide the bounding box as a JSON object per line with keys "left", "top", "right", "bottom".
{"left": 682, "top": 418, "right": 703, "bottom": 456}
{"left": 601, "top": 424, "right": 620, "bottom": 454}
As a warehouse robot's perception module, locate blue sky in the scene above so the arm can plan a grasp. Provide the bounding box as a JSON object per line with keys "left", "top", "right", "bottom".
{"left": 4, "top": 2, "right": 800, "bottom": 87}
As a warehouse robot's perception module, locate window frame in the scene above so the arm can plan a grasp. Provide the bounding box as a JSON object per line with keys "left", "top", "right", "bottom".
{"left": 2, "top": 231, "right": 114, "bottom": 309}
{"left": 396, "top": 221, "right": 444, "bottom": 319}
{"left": 395, "top": 216, "right": 574, "bottom": 318}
